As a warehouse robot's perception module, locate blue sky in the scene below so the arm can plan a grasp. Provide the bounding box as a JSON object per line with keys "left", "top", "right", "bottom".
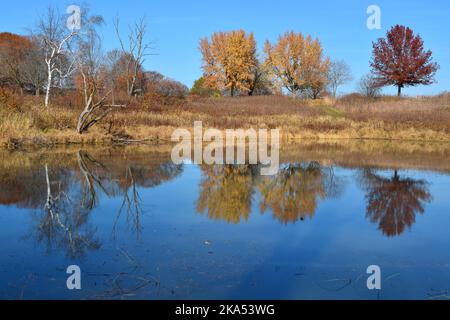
{"left": 1, "top": 0, "right": 450, "bottom": 96}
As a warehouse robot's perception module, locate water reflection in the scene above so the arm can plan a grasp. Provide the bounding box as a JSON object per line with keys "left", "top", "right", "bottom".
{"left": 0, "top": 146, "right": 436, "bottom": 249}
{"left": 33, "top": 162, "right": 101, "bottom": 259}
{"left": 0, "top": 144, "right": 448, "bottom": 299}
{"left": 258, "top": 162, "right": 339, "bottom": 224}
{"left": 196, "top": 162, "right": 343, "bottom": 225}
{"left": 0, "top": 149, "right": 184, "bottom": 257}
{"left": 196, "top": 165, "right": 259, "bottom": 224}
{"left": 361, "top": 169, "right": 432, "bottom": 237}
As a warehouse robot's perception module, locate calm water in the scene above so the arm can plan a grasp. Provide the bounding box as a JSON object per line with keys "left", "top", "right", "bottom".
{"left": 0, "top": 142, "right": 449, "bottom": 300}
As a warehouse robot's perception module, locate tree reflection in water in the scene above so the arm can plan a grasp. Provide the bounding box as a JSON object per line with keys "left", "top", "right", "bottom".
{"left": 196, "top": 165, "right": 259, "bottom": 224}
{"left": 0, "top": 146, "right": 437, "bottom": 260}
{"left": 0, "top": 149, "right": 184, "bottom": 258}
{"left": 361, "top": 169, "right": 432, "bottom": 237}
{"left": 258, "top": 162, "right": 342, "bottom": 224}
{"left": 36, "top": 161, "right": 101, "bottom": 259}
{"left": 112, "top": 161, "right": 183, "bottom": 238}
{"left": 197, "top": 162, "right": 342, "bottom": 224}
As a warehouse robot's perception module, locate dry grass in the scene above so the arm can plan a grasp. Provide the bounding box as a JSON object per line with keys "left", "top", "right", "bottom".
{"left": 2, "top": 91, "right": 450, "bottom": 147}
{"left": 336, "top": 93, "right": 450, "bottom": 132}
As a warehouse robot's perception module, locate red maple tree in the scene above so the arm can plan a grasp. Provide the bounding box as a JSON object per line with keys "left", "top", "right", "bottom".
{"left": 370, "top": 25, "right": 439, "bottom": 96}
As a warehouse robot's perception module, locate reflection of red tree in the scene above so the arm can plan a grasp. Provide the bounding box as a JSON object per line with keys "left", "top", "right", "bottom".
{"left": 363, "top": 170, "right": 432, "bottom": 237}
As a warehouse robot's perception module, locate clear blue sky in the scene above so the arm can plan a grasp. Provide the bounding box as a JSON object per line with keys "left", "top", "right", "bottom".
{"left": 1, "top": 0, "right": 450, "bottom": 96}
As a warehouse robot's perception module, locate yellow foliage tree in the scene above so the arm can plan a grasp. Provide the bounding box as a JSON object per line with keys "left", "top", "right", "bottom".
{"left": 264, "top": 31, "right": 330, "bottom": 98}
{"left": 200, "top": 30, "right": 258, "bottom": 96}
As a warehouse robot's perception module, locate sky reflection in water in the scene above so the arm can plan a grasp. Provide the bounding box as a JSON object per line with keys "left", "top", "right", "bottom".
{"left": 0, "top": 143, "right": 449, "bottom": 300}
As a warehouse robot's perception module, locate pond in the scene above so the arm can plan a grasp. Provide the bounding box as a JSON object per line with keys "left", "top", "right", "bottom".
{"left": 0, "top": 141, "right": 449, "bottom": 300}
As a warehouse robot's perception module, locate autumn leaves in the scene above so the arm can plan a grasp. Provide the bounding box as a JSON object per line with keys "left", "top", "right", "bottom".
{"left": 200, "top": 25, "right": 439, "bottom": 98}
{"left": 264, "top": 32, "right": 330, "bottom": 99}
{"left": 200, "top": 31, "right": 258, "bottom": 97}
{"left": 200, "top": 30, "right": 330, "bottom": 98}
{"left": 370, "top": 25, "right": 439, "bottom": 97}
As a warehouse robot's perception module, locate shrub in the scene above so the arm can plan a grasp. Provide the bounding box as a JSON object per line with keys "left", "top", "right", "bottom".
{"left": 0, "top": 87, "right": 23, "bottom": 111}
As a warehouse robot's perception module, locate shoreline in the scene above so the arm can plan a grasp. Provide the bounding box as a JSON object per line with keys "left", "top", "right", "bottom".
{"left": 3, "top": 139, "right": 450, "bottom": 174}
{"left": 3, "top": 127, "right": 450, "bottom": 149}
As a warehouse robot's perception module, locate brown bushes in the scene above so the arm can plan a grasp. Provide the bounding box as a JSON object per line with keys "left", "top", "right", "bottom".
{"left": 0, "top": 87, "right": 23, "bottom": 111}
{"left": 336, "top": 93, "right": 450, "bottom": 133}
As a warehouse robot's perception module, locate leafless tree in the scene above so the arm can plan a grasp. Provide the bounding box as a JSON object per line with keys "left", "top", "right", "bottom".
{"left": 74, "top": 16, "right": 125, "bottom": 134}
{"left": 105, "top": 49, "right": 123, "bottom": 104}
{"left": 358, "top": 74, "right": 381, "bottom": 98}
{"left": 327, "top": 60, "right": 352, "bottom": 98}
{"left": 0, "top": 44, "right": 22, "bottom": 91}
{"left": 18, "top": 37, "right": 47, "bottom": 96}
{"left": 248, "top": 63, "right": 274, "bottom": 96}
{"left": 36, "top": 7, "right": 78, "bottom": 106}
{"left": 113, "top": 16, "right": 153, "bottom": 97}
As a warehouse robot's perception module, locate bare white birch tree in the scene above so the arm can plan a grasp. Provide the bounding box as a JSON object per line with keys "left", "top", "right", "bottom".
{"left": 36, "top": 7, "right": 78, "bottom": 107}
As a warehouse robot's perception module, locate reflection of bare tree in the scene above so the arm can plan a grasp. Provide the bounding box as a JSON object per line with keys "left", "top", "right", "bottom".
{"left": 113, "top": 166, "right": 143, "bottom": 238}
{"left": 361, "top": 169, "right": 432, "bottom": 237}
{"left": 196, "top": 165, "right": 259, "bottom": 224}
{"left": 112, "top": 161, "right": 183, "bottom": 238}
{"left": 3, "top": 149, "right": 184, "bottom": 256}
{"left": 128, "top": 162, "right": 183, "bottom": 188}
{"left": 77, "top": 151, "right": 112, "bottom": 209}
{"left": 35, "top": 164, "right": 101, "bottom": 259}
{"left": 258, "top": 162, "right": 329, "bottom": 224}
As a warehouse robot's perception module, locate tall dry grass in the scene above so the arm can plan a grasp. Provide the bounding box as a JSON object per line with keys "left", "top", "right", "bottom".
{"left": 336, "top": 93, "right": 450, "bottom": 132}
{"left": 2, "top": 89, "right": 450, "bottom": 147}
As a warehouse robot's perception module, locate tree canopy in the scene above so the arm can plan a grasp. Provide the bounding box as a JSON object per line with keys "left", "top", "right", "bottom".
{"left": 370, "top": 25, "right": 439, "bottom": 96}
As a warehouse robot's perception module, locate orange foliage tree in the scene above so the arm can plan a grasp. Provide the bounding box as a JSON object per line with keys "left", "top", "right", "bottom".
{"left": 200, "top": 30, "right": 258, "bottom": 96}
{"left": 0, "top": 32, "right": 32, "bottom": 90}
{"left": 264, "top": 31, "right": 330, "bottom": 98}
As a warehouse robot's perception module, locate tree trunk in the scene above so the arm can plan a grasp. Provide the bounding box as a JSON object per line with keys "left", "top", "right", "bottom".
{"left": 230, "top": 85, "right": 235, "bottom": 97}
{"left": 45, "top": 68, "right": 52, "bottom": 107}
{"left": 397, "top": 85, "right": 402, "bottom": 97}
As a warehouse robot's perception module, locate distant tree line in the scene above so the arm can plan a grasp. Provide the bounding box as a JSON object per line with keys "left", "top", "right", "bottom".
{"left": 197, "top": 25, "right": 438, "bottom": 98}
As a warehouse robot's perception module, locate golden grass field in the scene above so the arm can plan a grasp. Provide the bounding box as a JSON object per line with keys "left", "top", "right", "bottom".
{"left": 2, "top": 91, "right": 450, "bottom": 148}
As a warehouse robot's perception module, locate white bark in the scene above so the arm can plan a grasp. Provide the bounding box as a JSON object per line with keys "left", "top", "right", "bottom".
{"left": 43, "top": 32, "right": 77, "bottom": 107}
